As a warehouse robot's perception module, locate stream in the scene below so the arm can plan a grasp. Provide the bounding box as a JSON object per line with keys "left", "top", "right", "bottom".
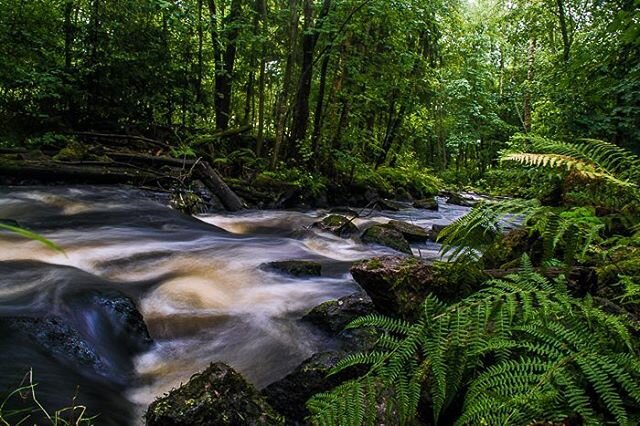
{"left": 0, "top": 186, "right": 471, "bottom": 425}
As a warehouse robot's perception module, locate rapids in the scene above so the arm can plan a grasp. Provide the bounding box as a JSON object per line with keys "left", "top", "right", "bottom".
{"left": 0, "top": 186, "right": 470, "bottom": 425}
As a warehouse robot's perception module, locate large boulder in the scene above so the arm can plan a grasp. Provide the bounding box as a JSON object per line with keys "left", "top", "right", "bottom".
{"left": 387, "top": 220, "right": 430, "bottom": 242}
{"left": 262, "top": 260, "right": 322, "bottom": 277}
{"left": 146, "top": 363, "right": 283, "bottom": 426}
{"left": 313, "top": 214, "right": 359, "bottom": 238}
{"left": 262, "top": 351, "right": 365, "bottom": 425}
{"left": 361, "top": 224, "right": 412, "bottom": 254}
{"left": 351, "top": 257, "right": 480, "bottom": 320}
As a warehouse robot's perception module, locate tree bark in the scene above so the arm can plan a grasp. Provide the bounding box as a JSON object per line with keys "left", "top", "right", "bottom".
{"left": 556, "top": 0, "right": 570, "bottom": 61}
{"left": 255, "top": 0, "right": 268, "bottom": 157}
{"left": 523, "top": 38, "right": 536, "bottom": 133}
{"left": 271, "top": 0, "right": 300, "bottom": 169}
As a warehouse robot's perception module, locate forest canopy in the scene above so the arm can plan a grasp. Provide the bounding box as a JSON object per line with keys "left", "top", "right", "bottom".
{"left": 1, "top": 0, "right": 637, "bottom": 193}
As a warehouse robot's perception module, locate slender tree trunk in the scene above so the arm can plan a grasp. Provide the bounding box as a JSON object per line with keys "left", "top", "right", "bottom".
{"left": 310, "top": 53, "right": 330, "bottom": 166}
{"left": 87, "top": 0, "right": 100, "bottom": 121}
{"left": 523, "top": 38, "right": 536, "bottom": 133}
{"left": 556, "top": 0, "right": 570, "bottom": 61}
{"left": 195, "top": 0, "right": 204, "bottom": 103}
{"left": 255, "top": 0, "right": 268, "bottom": 157}
{"left": 63, "top": 0, "right": 76, "bottom": 126}
{"left": 271, "top": 0, "right": 299, "bottom": 169}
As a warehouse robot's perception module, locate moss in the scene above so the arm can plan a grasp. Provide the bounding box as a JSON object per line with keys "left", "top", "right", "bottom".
{"left": 52, "top": 140, "right": 88, "bottom": 161}
{"left": 314, "top": 214, "right": 358, "bottom": 237}
{"left": 146, "top": 363, "right": 283, "bottom": 426}
{"left": 264, "top": 260, "right": 322, "bottom": 277}
{"left": 361, "top": 224, "right": 412, "bottom": 254}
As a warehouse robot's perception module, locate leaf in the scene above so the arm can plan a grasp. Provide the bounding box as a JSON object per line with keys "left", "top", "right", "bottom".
{"left": 0, "top": 223, "right": 64, "bottom": 254}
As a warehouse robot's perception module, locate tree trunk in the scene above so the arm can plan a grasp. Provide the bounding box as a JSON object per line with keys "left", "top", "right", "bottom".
{"left": 271, "top": 0, "right": 299, "bottom": 169}
{"left": 556, "top": 0, "right": 570, "bottom": 61}
{"left": 255, "top": 0, "right": 268, "bottom": 157}
{"left": 216, "top": 0, "right": 242, "bottom": 130}
{"left": 523, "top": 38, "right": 536, "bottom": 133}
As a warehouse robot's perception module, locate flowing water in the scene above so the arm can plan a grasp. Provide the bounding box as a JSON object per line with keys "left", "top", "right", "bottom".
{"left": 0, "top": 186, "right": 471, "bottom": 425}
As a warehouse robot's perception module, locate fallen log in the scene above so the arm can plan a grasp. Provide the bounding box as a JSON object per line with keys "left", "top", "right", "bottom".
{"left": 69, "top": 132, "right": 172, "bottom": 150}
{"left": 193, "top": 161, "right": 245, "bottom": 211}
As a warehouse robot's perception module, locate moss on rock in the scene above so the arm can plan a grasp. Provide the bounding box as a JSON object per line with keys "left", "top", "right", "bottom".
{"left": 145, "top": 363, "right": 283, "bottom": 426}
{"left": 313, "top": 214, "right": 358, "bottom": 237}
{"left": 262, "top": 260, "right": 322, "bottom": 277}
{"left": 361, "top": 224, "right": 412, "bottom": 254}
{"left": 351, "top": 256, "right": 482, "bottom": 320}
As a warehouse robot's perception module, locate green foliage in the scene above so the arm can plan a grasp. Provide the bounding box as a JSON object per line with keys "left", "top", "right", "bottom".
{"left": 502, "top": 135, "right": 640, "bottom": 192}
{"left": 0, "top": 223, "right": 64, "bottom": 253}
{"left": 307, "top": 258, "right": 640, "bottom": 425}
{"left": 257, "top": 168, "right": 328, "bottom": 197}
{"left": 0, "top": 370, "right": 96, "bottom": 425}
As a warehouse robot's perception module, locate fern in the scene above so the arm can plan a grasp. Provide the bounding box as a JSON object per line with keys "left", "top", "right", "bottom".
{"left": 306, "top": 257, "right": 640, "bottom": 425}
{"left": 502, "top": 136, "right": 640, "bottom": 191}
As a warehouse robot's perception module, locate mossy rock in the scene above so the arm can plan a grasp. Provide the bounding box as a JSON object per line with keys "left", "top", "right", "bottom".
{"left": 350, "top": 256, "right": 482, "bottom": 320}
{"left": 361, "top": 224, "right": 412, "bottom": 254}
{"left": 481, "top": 229, "right": 531, "bottom": 269}
{"left": 262, "top": 260, "right": 322, "bottom": 277}
{"left": 387, "top": 220, "right": 430, "bottom": 242}
{"left": 446, "top": 193, "right": 478, "bottom": 207}
{"left": 262, "top": 351, "right": 367, "bottom": 425}
{"left": 53, "top": 140, "right": 89, "bottom": 161}
{"left": 313, "top": 214, "right": 358, "bottom": 238}
{"left": 145, "top": 363, "right": 283, "bottom": 426}
{"left": 428, "top": 223, "right": 448, "bottom": 241}
{"left": 413, "top": 197, "right": 439, "bottom": 211}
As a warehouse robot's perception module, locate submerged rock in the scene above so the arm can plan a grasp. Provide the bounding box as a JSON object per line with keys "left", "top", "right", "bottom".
{"left": 262, "top": 260, "right": 322, "bottom": 277}
{"left": 361, "top": 224, "right": 412, "bottom": 254}
{"left": 387, "top": 220, "right": 430, "bottom": 242}
{"left": 413, "top": 197, "right": 439, "bottom": 211}
{"left": 351, "top": 256, "right": 479, "bottom": 319}
{"left": 313, "top": 214, "right": 358, "bottom": 237}
{"left": 146, "top": 363, "right": 283, "bottom": 426}
{"left": 263, "top": 351, "right": 365, "bottom": 425}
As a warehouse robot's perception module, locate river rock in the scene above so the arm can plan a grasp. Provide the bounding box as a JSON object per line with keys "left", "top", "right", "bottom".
{"left": 387, "top": 220, "right": 430, "bottom": 242}
{"left": 428, "top": 223, "right": 448, "bottom": 241}
{"left": 146, "top": 363, "right": 283, "bottom": 426}
{"left": 313, "top": 214, "right": 358, "bottom": 238}
{"left": 85, "top": 290, "right": 154, "bottom": 354}
{"left": 374, "top": 199, "right": 409, "bottom": 211}
{"left": 351, "top": 256, "right": 478, "bottom": 320}
{"left": 303, "top": 292, "right": 374, "bottom": 333}
{"left": 413, "top": 197, "right": 439, "bottom": 211}
{"left": 0, "top": 316, "right": 109, "bottom": 375}
{"left": 446, "top": 193, "right": 478, "bottom": 207}
{"left": 361, "top": 224, "right": 412, "bottom": 254}
{"left": 303, "top": 292, "right": 378, "bottom": 352}
{"left": 481, "top": 228, "right": 532, "bottom": 269}
{"left": 262, "top": 260, "right": 322, "bottom": 277}
{"left": 262, "top": 351, "right": 365, "bottom": 425}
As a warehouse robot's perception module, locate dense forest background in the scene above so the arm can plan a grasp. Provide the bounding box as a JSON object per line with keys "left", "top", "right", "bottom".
{"left": 1, "top": 0, "right": 638, "bottom": 195}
